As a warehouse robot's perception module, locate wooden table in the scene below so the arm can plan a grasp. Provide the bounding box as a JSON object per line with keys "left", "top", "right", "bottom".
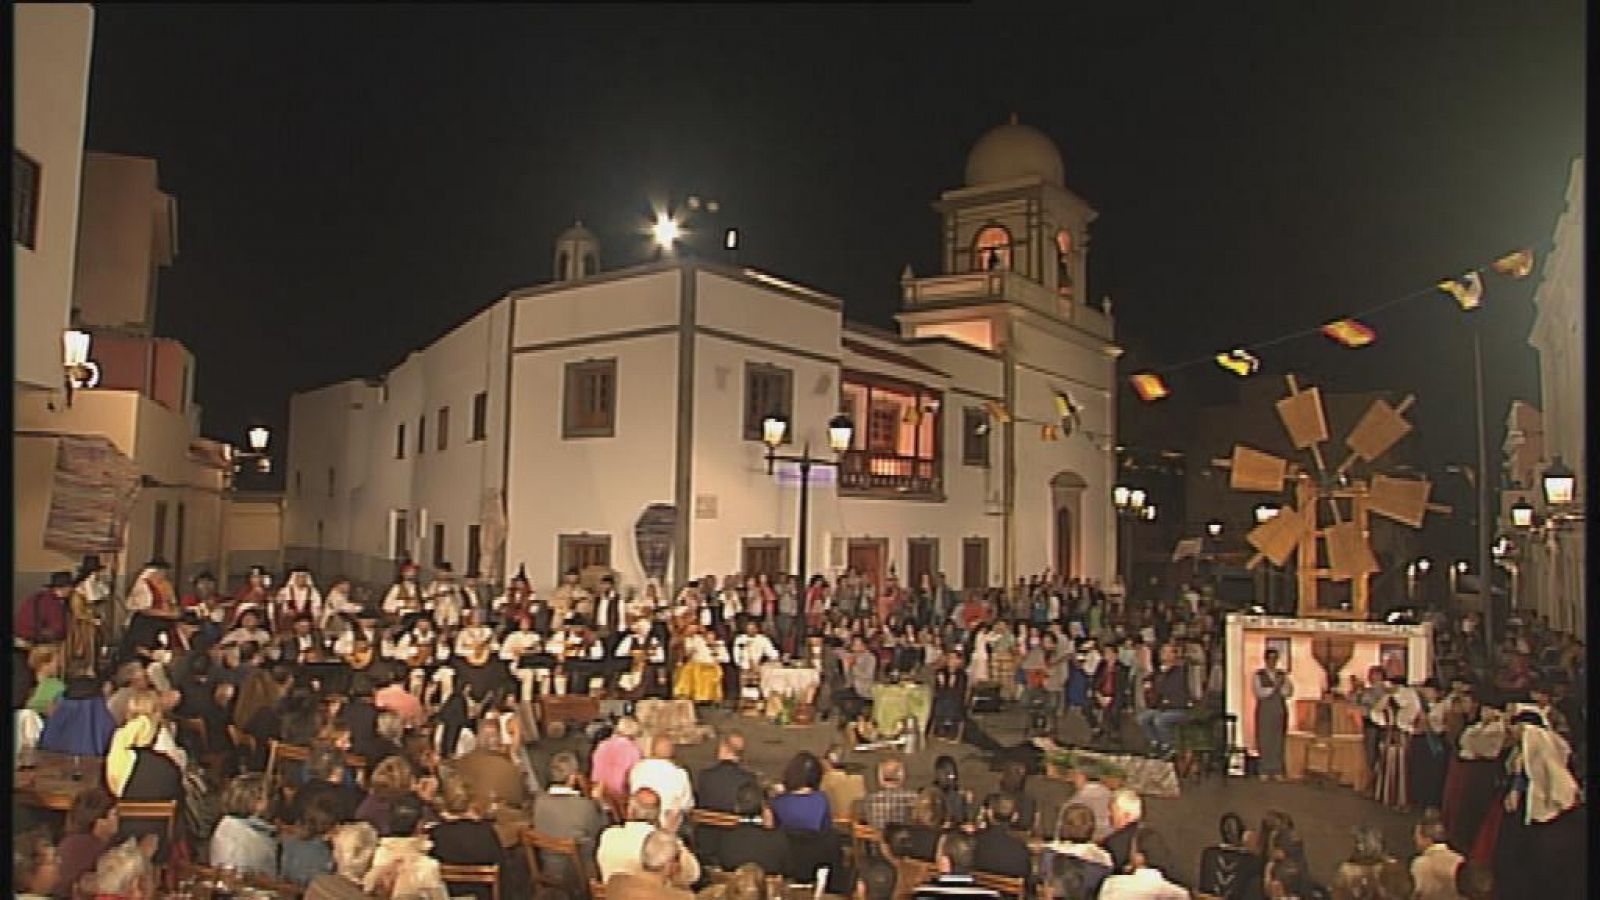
{"left": 1284, "top": 731, "right": 1368, "bottom": 790}
{"left": 539, "top": 693, "right": 601, "bottom": 729}
{"left": 17, "top": 752, "right": 105, "bottom": 811}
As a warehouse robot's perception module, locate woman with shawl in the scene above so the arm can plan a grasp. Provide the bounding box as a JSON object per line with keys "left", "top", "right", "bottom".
{"left": 1476, "top": 710, "right": 1585, "bottom": 900}
{"left": 106, "top": 703, "right": 183, "bottom": 860}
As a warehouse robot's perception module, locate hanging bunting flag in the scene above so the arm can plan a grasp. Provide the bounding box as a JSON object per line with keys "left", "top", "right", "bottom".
{"left": 1041, "top": 424, "right": 1059, "bottom": 442}
{"left": 1214, "top": 348, "right": 1260, "bottom": 377}
{"left": 1492, "top": 249, "right": 1534, "bottom": 279}
{"left": 1321, "top": 319, "right": 1376, "bottom": 347}
{"left": 1130, "top": 372, "right": 1169, "bottom": 402}
{"left": 1437, "top": 271, "right": 1484, "bottom": 310}
{"left": 1052, "top": 390, "right": 1081, "bottom": 437}
{"left": 902, "top": 406, "right": 919, "bottom": 424}
{"left": 983, "top": 400, "right": 1011, "bottom": 423}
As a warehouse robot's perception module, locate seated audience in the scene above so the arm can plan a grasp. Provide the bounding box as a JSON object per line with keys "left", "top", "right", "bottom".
{"left": 1044, "top": 804, "right": 1112, "bottom": 900}
{"left": 888, "top": 788, "right": 948, "bottom": 863}
{"left": 771, "top": 751, "right": 832, "bottom": 832}
{"left": 292, "top": 743, "right": 368, "bottom": 824}
{"left": 364, "top": 794, "right": 448, "bottom": 900}
{"left": 696, "top": 731, "right": 756, "bottom": 814}
{"left": 857, "top": 857, "right": 897, "bottom": 900}
{"left": 716, "top": 782, "right": 792, "bottom": 875}
{"left": 972, "top": 793, "right": 1030, "bottom": 879}
{"left": 1099, "top": 827, "right": 1187, "bottom": 900}
{"left": 56, "top": 787, "right": 120, "bottom": 899}
{"left": 820, "top": 746, "right": 866, "bottom": 823}
{"left": 983, "top": 761, "right": 1037, "bottom": 835}
{"left": 14, "top": 829, "right": 60, "bottom": 900}
{"left": 605, "top": 829, "right": 694, "bottom": 900}
{"left": 597, "top": 789, "right": 701, "bottom": 888}
{"left": 210, "top": 772, "right": 280, "bottom": 877}
{"left": 913, "top": 832, "right": 1001, "bottom": 900}
{"left": 1198, "top": 813, "right": 1261, "bottom": 900}
{"left": 86, "top": 839, "right": 155, "bottom": 900}
{"left": 531, "top": 751, "right": 607, "bottom": 887}
{"left": 307, "top": 822, "right": 380, "bottom": 900}
{"left": 861, "top": 759, "right": 919, "bottom": 831}
{"left": 1410, "top": 809, "right": 1464, "bottom": 900}
{"left": 356, "top": 755, "right": 420, "bottom": 836}
{"left": 281, "top": 793, "right": 341, "bottom": 886}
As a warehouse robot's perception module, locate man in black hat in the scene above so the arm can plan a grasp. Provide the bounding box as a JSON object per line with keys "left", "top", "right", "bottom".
{"left": 67, "top": 556, "right": 108, "bottom": 672}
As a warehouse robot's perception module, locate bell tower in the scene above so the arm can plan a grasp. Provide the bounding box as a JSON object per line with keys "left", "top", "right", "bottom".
{"left": 554, "top": 221, "right": 601, "bottom": 282}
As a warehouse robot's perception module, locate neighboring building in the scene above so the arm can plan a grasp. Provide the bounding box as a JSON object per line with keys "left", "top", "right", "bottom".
{"left": 14, "top": 150, "right": 233, "bottom": 599}
{"left": 1501, "top": 157, "right": 1585, "bottom": 634}
{"left": 286, "top": 120, "right": 1121, "bottom": 594}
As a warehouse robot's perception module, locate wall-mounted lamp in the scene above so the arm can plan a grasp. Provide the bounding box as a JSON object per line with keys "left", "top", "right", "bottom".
{"left": 62, "top": 329, "right": 101, "bottom": 405}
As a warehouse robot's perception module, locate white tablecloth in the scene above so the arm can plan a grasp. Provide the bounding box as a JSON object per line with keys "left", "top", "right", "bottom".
{"left": 759, "top": 664, "right": 820, "bottom": 699}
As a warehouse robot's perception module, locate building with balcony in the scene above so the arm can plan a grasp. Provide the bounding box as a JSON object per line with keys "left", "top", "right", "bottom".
{"left": 285, "top": 120, "right": 1120, "bottom": 594}
{"left": 13, "top": 148, "right": 232, "bottom": 600}
{"left": 1500, "top": 157, "right": 1585, "bottom": 634}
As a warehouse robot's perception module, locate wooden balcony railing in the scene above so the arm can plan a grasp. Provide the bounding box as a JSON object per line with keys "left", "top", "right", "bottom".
{"left": 838, "top": 450, "right": 943, "bottom": 499}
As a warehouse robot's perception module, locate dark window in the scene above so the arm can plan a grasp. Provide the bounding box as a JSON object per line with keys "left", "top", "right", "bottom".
{"left": 432, "top": 522, "right": 446, "bottom": 568}
{"left": 908, "top": 538, "right": 938, "bottom": 591}
{"left": 583, "top": 254, "right": 598, "bottom": 276}
{"left": 152, "top": 501, "right": 169, "bottom": 561}
{"left": 962, "top": 537, "right": 989, "bottom": 590}
{"left": 294, "top": 471, "right": 303, "bottom": 494}
{"left": 963, "top": 407, "right": 990, "bottom": 467}
{"left": 391, "top": 512, "right": 409, "bottom": 560}
{"left": 467, "top": 524, "right": 482, "bottom": 577}
{"left": 174, "top": 503, "right": 187, "bottom": 582}
{"left": 12, "top": 151, "right": 40, "bottom": 249}
{"left": 471, "top": 392, "right": 488, "bottom": 441}
{"left": 327, "top": 467, "right": 336, "bottom": 499}
{"left": 563, "top": 359, "right": 617, "bottom": 438}
{"left": 396, "top": 423, "right": 407, "bottom": 460}
{"left": 741, "top": 538, "right": 790, "bottom": 580}
{"left": 744, "top": 363, "right": 794, "bottom": 441}
{"left": 417, "top": 415, "right": 427, "bottom": 454}
{"left": 437, "top": 406, "right": 450, "bottom": 451}
{"left": 558, "top": 534, "right": 611, "bottom": 580}
{"left": 557, "top": 251, "right": 570, "bottom": 278}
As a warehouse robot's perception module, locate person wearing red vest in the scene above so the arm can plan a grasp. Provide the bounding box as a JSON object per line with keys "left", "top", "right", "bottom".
{"left": 16, "top": 571, "right": 71, "bottom": 646}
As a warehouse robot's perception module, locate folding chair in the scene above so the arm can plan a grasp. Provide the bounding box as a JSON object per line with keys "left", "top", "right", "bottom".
{"left": 522, "top": 830, "right": 588, "bottom": 896}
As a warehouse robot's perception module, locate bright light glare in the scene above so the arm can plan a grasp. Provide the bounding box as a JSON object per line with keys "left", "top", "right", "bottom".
{"left": 653, "top": 214, "right": 681, "bottom": 248}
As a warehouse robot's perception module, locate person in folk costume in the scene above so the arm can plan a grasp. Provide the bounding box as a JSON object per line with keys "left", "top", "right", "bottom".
{"left": 592, "top": 573, "right": 626, "bottom": 637}
{"left": 451, "top": 605, "right": 503, "bottom": 712}
{"left": 274, "top": 565, "right": 324, "bottom": 633}
{"left": 382, "top": 560, "right": 424, "bottom": 618}
{"left": 121, "top": 559, "right": 179, "bottom": 662}
{"left": 391, "top": 613, "right": 450, "bottom": 704}
{"left": 499, "top": 611, "right": 545, "bottom": 704}
{"left": 733, "top": 616, "right": 780, "bottom": 711}
{"left": 459, "top": 568, "right": 487, "bottom": 618}
{"left": 673, "top": 622, "right": 724, "bottom": 704}
{"left": 424, "top": 561, "right": 465, "bottom": 633}
{"left": 221, "top": 606, "right": 273, "bottom": 649}
{"left": 321, "top": 575, "right": 361, "bottom": 635}
{"left": 803, "top": 575, "right": 830, "bottom": 640}
{"left": 718, "top": 577, "right": 743, "bottom": 639}
{"left": 875, "top": 573, "right": 904, "bottom": 627}
{"left": 231, "top": 565, "right": 272, "bottom": 624}
{"left": 1372, "top": 673, "right": 1423, "bottom": 811}
{"left": 276, "top": 612, "right": 326, "bottom": 664}
{"left": 1480, "top": 710, "right": 1586, "bottom": 900}
{"left": 66, "top": 558, "right": 107, "bottom": 673}
{"left": 1253, "top": 645, "right": 1294, "bottom": 782}
{"left": 550, "top": 568, "right": 590, "bottom": 628}
{"left": 1409, "top": 678, "right": 1451, "bottom": 810}
{"left": 494, "top": 564, "right": 536, "bottom": 627}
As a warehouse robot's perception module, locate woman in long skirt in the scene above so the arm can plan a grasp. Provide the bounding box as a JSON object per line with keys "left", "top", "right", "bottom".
{"left": 1373, "top": 697, "right": 1411, "bottom": 810}
{"left": 1253, "top": 647, "right": 1293, "bottom": 780}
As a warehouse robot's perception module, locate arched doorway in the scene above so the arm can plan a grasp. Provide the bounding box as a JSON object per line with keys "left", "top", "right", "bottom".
{"left": 1050, "top": 471, "right": 1087, "bottom": 583}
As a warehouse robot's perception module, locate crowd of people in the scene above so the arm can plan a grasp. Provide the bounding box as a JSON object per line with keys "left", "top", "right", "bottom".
{"left": 10, "top": 553, "right": 1588, "bottom": 900}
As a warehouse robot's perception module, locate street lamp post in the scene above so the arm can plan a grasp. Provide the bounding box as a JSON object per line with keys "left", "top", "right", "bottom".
{"left": 762, "top": 414, "right": 854, "bottom": 584}
{"left": 1253, "top": 503, "right": 1280, "bottom": 612}
{"left": 1114, "top": 486, "right": 1149, "bottom": 605}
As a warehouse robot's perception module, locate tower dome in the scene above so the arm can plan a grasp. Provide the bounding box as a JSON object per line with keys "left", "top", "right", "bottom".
{"left": 554, "top": 221, "right": 600, "bottom": 282}
{"left": 964, "top": 115, "right": 1065, "bottom": 187}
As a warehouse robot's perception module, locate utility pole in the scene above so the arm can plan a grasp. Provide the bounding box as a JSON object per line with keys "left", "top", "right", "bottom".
{"left": 1472, "top": 325, "right": 1494, "bottom": 661}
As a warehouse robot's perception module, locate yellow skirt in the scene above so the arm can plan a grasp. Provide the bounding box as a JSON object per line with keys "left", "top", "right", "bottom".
{"left": 673, "top": 661, "right": 724, "bottom": 703}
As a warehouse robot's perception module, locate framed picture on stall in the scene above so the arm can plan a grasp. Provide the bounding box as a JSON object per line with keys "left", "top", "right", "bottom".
{"left": 1380, "top": 643, "right": 1408, "bottom": 680}
{"left": 1265, "top": 636, "right": 1292, "bottom": 671}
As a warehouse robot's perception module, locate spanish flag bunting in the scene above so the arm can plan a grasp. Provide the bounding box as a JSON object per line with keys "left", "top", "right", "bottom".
{"left": 1041, "top": 424, "right": 1060, "bottom": 442}
{"left": 1437, "top": 271, "right": 1483, "bottom": 310}
{"left": 1214, "top": 348, "right": 1260, "bottom": 377}
{"left": 1321, "top": 318, "right": 1376, "bottom": 347}
{"left": 1130, "top": 372, "right": 1169, "bottom": 402}
{"left": 1052, "top": 391, "right": 1074, "bottom": 419}
{"left": 983, "top": 400, "right": 1011, "bottom": 423}
{"left": 1492, "top": 249, "right": 1534, "bottom": 279}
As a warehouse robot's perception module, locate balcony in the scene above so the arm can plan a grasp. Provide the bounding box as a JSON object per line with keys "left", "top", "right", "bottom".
{"left": 838, "top": 450, "right": 943, "bottom": 500}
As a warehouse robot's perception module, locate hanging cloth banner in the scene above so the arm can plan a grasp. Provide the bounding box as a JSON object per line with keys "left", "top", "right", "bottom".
{"left": 633, "top": 504, "right": 677, "bottom": 583}
{"left": 44, "top": 435, "right": 142, "bottom": 555}
{"left": 1130, "top": 372, "right": 1170, "bottom": 402}
{"left": 1321, "top": 318, "right": 1377, "bottom": 348}
{"left": 1438, "top": 271, "right": 1484, "bottom": 310}
{"left": 1492, "top": 249, "right": 1534, "bottom": 279}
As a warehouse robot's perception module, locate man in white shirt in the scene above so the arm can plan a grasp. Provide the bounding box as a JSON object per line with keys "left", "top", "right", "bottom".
{"left": 1098, "top": 827, "right": 1190, "bottom": 900}
{"left": 627, "top": 735, "right": 695, "bottom": 830}
{"left": 732, "top": 619, "right": 779, "bottom": 672}
{"left": 383, "top": 562, "right": 423, "bottom": 616}
{"left": 425, "top": 562, "right": 464, "bottom": 632}
{"left": 595, "top": 788, "right": 701, "bottom": 888}
{"left": 274, "top": 566, "right": 323, "bottom": 631}
{"left": 1065, "top": 766, "right": 1114, "bottom": 842}
{"left": 1409, "top": 810, "right": 1464, "bottom": 900}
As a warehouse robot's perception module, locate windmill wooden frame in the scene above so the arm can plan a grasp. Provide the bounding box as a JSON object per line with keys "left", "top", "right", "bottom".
{"left": 1218, "top": 375, "right": 1448, "bottom": 620}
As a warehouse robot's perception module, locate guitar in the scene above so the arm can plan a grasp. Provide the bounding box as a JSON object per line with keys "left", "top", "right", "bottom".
{"left": 344, "top": 640, "right": 376, "bottom": 670}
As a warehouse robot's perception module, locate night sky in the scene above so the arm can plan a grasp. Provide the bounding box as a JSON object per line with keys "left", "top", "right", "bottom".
{"left": 83, "top": 3, "right": 1584, "bottom": 549}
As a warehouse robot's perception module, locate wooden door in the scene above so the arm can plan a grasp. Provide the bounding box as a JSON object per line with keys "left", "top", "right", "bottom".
{"left": 742, "top": 539, "right": 789, "bottom": 580}
{"left": 907, "top": 539, "right": 938, "bottom": 592}
{"left": 1055, "top": 507, "right": 1073, "bottom": 582}
{"left": 848, "top": 540, "right": 886, "bottom": 594}
{"left": 961, "top": 538, "right": 989, "bottom": 591}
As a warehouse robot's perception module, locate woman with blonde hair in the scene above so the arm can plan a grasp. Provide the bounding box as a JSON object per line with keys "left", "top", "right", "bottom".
{"left": 105, "top": 693, "right": 183, "bottom": 860}
{"left": 210, "top": 772, "right": 279, "bottom": 876}
{"left": 357, "top": 755, "right": 419, "bottom": 836}
{"left": 25, "top": 646, "right": 65, "bottom": 716}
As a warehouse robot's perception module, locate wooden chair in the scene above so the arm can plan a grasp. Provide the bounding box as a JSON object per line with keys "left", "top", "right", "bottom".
{"left": 116, "top": 800, "right": 178, "bottom": 849}
{"left": 522, "top": 830, "right": 588, "bottom": 896}
{"left": 439, "top": 863, "right": 501, "bottom": 900}
{"left": 228, "top": 724, "right": 259, "bottom": 768}
{"left": 971, "top": 871, "right": 1026, "bottom": 898}
{"left": 891, "top": 858, "right": 937, "bottom": 900}
{"left": 851, "top": 822, "right": 885, "bottom": 871}
{"left": 688, "top": 809, "right": 741, "bottom": 829}
{"left": 266, "top": 739, "right": 311, "bottom": 813}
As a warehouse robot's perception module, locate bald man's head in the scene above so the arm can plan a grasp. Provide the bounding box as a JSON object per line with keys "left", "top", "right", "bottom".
{"left": 651, "top": 735, "right": 675, "bottom": 760}
{"left": 718, "top": 731, "right": 745, "bottom": 761}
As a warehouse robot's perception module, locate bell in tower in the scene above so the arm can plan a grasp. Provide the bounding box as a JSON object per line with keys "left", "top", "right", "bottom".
{"left": 554, "top": 221, "right": 601, "bottom": 282}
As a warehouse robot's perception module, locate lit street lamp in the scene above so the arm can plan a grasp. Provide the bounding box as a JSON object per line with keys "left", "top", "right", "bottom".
{"left": 1253, "top": 503, "right": 1281, "bottom": 524}
{"left": 233, "top": 426, "right": 272, "bottom": 475}
{"left": 762, "top": 413, "right": 854, "bottom": 583}
{"left": 1114, "top": 485, "right": 1151, "bottom": 604}
{"left": 1206, "top": 520, "right": 1223, "bottom": 538}
{"left": 1510, "top": 499, "right": 1535, "bottom": 530}
{"left": 62, "top": 329, "right": 101, "bottom": 406}
{"left": 1542, "top": 456, "right": 1575, "bottom": 508}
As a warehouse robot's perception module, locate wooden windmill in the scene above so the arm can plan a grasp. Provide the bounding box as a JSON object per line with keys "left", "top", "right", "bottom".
{"left": 1219, "top": 374, "right": 1447, "bottom": 620}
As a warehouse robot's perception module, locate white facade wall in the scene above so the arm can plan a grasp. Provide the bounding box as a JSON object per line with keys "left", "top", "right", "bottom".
{"left": 505, "top": 271, "right": 681, "bottom": 587}
{"left": 13, "top": 3, "right": 94, "bottom": 392}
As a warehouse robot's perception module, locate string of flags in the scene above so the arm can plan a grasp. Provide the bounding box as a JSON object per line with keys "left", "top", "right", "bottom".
{"left": 1127, "top": 248, "right": 1536, "bottom": 402}
{"left": 974, "top": 389, "right": 1112, "bottom": 451}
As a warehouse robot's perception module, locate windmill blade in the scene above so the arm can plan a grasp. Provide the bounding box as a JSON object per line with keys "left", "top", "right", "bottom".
{"left": 1277, "top": 374, "right": 1331, "bottom": 476}
{"left": 1229, "top": 444, "right": 1292, "bottom": 492}
{"left": 1247, "top": 503, "right": 1305, "bottom": 567}
{"left": 1325, "top": 521, "right": 1379, "bottom": 582}
{"left": 1367, "top": 473, "right": 1434, "bottom": 528}
{"left": 1338, "top": 395, "right": 1416, "bottom": 476}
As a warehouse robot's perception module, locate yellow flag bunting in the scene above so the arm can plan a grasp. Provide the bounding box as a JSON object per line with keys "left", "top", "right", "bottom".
{"left": 1126, "top": 247, "right": 1533, "bottom": 402}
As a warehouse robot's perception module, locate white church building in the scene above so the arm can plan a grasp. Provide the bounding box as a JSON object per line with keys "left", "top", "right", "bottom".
{"left": 284, "top": 120, "right": 1122, "bottom": 596}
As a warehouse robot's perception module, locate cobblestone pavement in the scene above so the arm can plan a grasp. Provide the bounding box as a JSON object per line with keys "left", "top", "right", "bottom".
{"left": 674, "top": 704, "right": 1418, "bottom": 887}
